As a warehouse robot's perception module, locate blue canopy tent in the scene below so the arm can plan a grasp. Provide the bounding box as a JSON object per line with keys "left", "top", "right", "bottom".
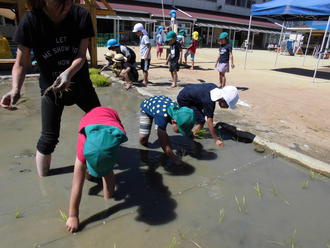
{"left": 244, "top": 0, "right": 330, "bottom": 83}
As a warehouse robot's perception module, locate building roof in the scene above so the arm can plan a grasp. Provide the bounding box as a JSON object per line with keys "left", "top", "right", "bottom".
{"left": 104, "top": 2, "right": 279, "bottom": 29}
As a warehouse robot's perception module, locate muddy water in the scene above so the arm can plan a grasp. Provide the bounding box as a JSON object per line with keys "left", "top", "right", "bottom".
{"left": 1, "top": 82, "right": 330, "bottom": 248}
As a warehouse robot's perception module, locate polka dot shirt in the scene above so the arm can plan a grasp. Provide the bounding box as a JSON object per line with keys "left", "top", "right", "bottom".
{"left": 140, "top": 96, "right": 177, "bottom": 130}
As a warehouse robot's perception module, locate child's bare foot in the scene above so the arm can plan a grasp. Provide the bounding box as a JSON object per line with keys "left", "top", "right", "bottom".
{"left": 124, "top": 83, "right": 133, "bottom": 90}
{"left": 171, "top": 84, "right": 177, "bottom": 88}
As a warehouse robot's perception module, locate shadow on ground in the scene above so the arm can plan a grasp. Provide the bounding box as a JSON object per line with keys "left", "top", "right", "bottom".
{"left": 273, "top": 67, "right": 330, "bottom": 80}
{"left": 79, "top": 144, "right": 197, "bottom": 230}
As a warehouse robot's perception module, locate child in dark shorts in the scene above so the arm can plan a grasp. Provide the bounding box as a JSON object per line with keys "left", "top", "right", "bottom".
{"left": 166, "top": 31, "right": 182, "bottom": 88}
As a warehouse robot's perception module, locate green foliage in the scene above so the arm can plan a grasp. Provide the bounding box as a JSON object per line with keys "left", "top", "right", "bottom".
{"left": 15, "top": 209, "right": 22, "bottom": 219}
{"left": 194, "top": 129, "right": 209, "bottom": 139}
{"left": 218, "top": 208, "right": 225, "bottom": 223}
{"left": 89, "top": 68, "right": 101, "bottom": 75}
{"left": 90, "top": 73, "right": 110, "bottom": 87}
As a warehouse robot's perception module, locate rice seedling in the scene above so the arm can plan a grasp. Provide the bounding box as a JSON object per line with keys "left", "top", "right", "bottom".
{"left": 288, "top": 229, "right": 297, "bottom": 248}
{"left": 90, "top": 74, "right": 110, "bottom": 87}
{"left": 15, "top": 209, "right": 22, "bottom": 219}
{"left": 234, "top": 194, "right": 242, "bottom": 213}
{"left": 270, "top": 184, "right": 279, "bottom": 196}
{"left": 242, "top": 196, "right": 247, "bottom": 213}
{"left": 16, "top": 97, "right": 31, "bottom": 105}
{"left": 194, "top": 129, "right": 209, "bottom": 139}
{"left": 326, "top": 243, "right": 330, "bottom": 248}
{"left": 190, "top": 240, "right": 202, "bottom": 248}
{"left": 218, "top": 208, "right": 225, "bottom": 223}
{"left": 113, "top": 243, "right": 117, "bottom": 248}
{"left": 254, "top": 182, "right": 263, "bottom": 199}
{"left": 301, "top": 180, "right": 310, "bottom": 189}
{"left": 59, "top": 209, "right": 68, "bottom": 222}
{"left": 309, "top": 170, "right": 316, "bottom": 180}
{"left": 267, "top": 229, "right": 298, "bottom": 248}
{"left": 234, "top": 194, "right": 247, "bottom": 214}
{"left": 89, "top": 68, "right": 101, "bottom": 75}
{"left": 168, "top": 236, "right": 179, "bottom": 248}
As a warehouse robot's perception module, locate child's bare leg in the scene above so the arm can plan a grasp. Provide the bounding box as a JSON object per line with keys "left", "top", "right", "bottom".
{"left": 223, "top": 73, "right": 227, "bottom": 87}
{"left": 143, "top": 71, "right": 149, "bottom": 85}
{"left": 122, "top": 72, "right": 133, "bottom": 90}
{"left": 220, "top": 72, "right": 225, "bottom": 87}
{"left": 171, "top": 71, "right": 178, "bottom": 88}
{"left": 36, "top": 151, "right": 51, "bottom": 177}
{"left": 191, "top": 60, "right": 195, "bottom": 70}
{"left": 102, "top": 171, "right": 115, "bottom": 199}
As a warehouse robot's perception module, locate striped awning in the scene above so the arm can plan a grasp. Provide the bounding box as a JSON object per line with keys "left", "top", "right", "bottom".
{"left": 196, "top": 22, "right": 282, "bottom": 35}
{"left": 97, "top": 15, "right": 156, "bottom": 23}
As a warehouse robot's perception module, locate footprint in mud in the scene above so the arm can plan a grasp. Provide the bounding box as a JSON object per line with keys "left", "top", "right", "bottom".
{"left": 207, "top": 185, "right": 224, "bottom": 200}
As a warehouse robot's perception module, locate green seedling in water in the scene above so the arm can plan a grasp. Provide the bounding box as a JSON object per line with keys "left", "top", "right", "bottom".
{"left": 254, "top": 182, "right": 263, "bottom": 199}
{"left": 15, "top": 209, "right": 22, "bottom": 219}
{"left": 234, "top": 194, "right": 247, "bottom": 214}
{"left": 301, "top": 180, "right": 310, "bottom": 189}
{"left": 16, "top": 98, "right": 31, "bottom": 105}
{"left": 270, "top": 184, "right": 279, "bottom": 196}
{"left": 218, "top": 208, "right": 225, "bottom": 223}
{"left": 234, "top": 194, "right": 242, "bottom": 213}
{"left": 288, "top": 229, "right": 297, "bottom": 248}
{"left": 309, "top": 170, "right": 317, "bottom": 180}
{"left": 267, "top": 229, "right": 298, "bottom": 248}
{"left": 194, "top": 129, "right": 209, "bottom": 139}
{"left": 59, "top": 209, "right": 68, "bottom": 222}
{"left": 168, "top": 236, "right": 179, "bottom": 248}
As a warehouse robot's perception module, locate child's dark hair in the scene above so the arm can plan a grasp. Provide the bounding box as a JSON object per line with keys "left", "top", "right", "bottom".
{"left": 27, "top": 0, "right": 72, "bottom": 11}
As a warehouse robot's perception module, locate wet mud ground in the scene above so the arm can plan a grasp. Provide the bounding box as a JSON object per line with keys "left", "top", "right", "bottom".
{"left": 1, "top": 82, "right": 330, "bottom": 248}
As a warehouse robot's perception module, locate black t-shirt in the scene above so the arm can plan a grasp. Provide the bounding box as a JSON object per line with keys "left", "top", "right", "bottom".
{"left": 119, "top": 45, "right": 136, "bottom": 65}
{"left": 123, "top": 62, "right": 138, "bottom": 77}
{"left": 170, "top": 41, "right": 181, "bottom": 60}
{"left": 177, "top": 83, "right": 217, "bottom": 118}
{"left": 218, "top": 44, "right": 232, "bottom": 64}
{"left": 14, "top": 6, "right": 95, "bottom": 90}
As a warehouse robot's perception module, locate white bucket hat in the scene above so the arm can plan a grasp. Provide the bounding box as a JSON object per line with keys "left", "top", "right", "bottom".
{"left": 133, "top": 23, "right": 144, "bottom": 32}
{"left": 210, "top": 86, "right": 239, "bottom": 109}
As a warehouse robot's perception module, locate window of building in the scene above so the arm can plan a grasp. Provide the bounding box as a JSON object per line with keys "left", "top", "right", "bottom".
{"left": 226, "top": 0, "right": 256, "bottom": 8}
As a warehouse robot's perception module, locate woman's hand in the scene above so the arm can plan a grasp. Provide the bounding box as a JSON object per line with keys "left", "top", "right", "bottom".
{"left": 0, "top": 89, "right": 20, "bottom": 110}
{"left": 53, "top": 71, "right": 72, "bottom": 91}
{"left": 66, "top": 216, "right": 79, "bottom": 233}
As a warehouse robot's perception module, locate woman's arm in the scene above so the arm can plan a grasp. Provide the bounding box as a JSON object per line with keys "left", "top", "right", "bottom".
{"left": 54, "top": 38, "right": 90, "bottom": 90}
{"left": 0, "top": 45, "right": 30, "bottom": 109}
{"left": 66, "top": 157, "right": 86, "bottom": 233}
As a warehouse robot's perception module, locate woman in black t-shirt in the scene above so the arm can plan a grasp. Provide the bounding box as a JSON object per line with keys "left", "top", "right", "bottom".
{"left": 0, "top": 0, "right": 101, "bottom": 177}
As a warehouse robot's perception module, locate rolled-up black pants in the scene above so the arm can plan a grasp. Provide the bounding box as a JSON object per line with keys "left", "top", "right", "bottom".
{"left": 37, "top": 84, "right": 101, "bottom": 155}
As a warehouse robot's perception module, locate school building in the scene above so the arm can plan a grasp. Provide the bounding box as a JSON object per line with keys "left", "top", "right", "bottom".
{"left": 95, "top": 0, "right": 281, "bottom": 49}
